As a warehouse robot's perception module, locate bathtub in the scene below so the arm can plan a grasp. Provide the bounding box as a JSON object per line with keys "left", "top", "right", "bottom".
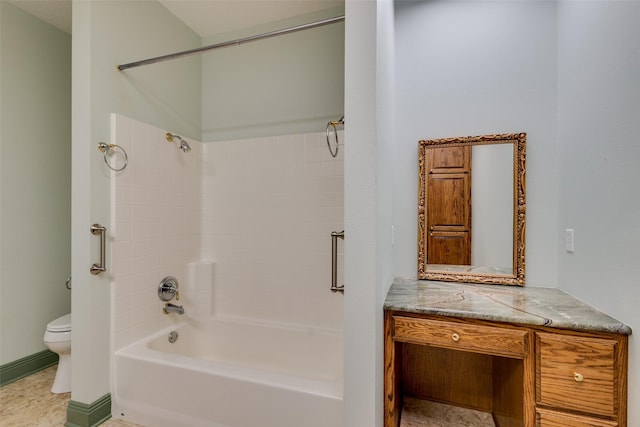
{"left": 112, "top": 317, "right": 343, "bottom": 427}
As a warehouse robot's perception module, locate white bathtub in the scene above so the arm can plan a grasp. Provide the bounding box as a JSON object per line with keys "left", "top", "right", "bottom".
{"left": 111, "top": 317, "right": 343, "bottom": 427}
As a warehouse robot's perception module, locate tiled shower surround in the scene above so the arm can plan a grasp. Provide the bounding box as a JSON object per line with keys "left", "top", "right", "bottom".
{"left": 110, "top": 115, "right": 344, "bottom": 351}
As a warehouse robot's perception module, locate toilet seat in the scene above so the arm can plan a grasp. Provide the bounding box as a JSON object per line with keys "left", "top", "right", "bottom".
{"left": 46, "top": 314, "right": 71, "bottom": 332}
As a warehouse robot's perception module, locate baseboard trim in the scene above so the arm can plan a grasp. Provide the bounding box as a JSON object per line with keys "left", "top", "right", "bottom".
{"left": 65, "top": 394, "right": 112, "bottom": 427}
{"left": 0, "top": 349, "right": 58, "bottom": 386}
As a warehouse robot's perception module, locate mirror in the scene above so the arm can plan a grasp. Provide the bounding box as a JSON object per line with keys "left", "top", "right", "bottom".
{"left": 417, "top": 133, "right": 526, "bottom": 286}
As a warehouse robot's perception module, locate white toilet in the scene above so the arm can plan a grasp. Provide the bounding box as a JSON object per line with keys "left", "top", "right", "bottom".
{"left": 43, "top": 313, "right": 71, "bottom": 393}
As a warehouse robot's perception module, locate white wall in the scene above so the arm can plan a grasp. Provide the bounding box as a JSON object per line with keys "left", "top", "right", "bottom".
{"left": 109, "top": 115, "right": 203, "bottom": 352}
{"left": 393, "top": 0, "right": 559, "bottom": 286}
{"left": 557, "top": 1, "right": 640, "bottom": 423}
{"left": 201, "top": 8, "right": 345, "bottom": 142}
{"left": 0, "top": 1, "right": 71, "bottom": 365}
{"left": 343, "top": 0, "right": 395, "bottom": 425}
{"left": 72, "top": 0, "right": 201, "bottom": 404}
{"left": 201, "top": 132, "right": 344, "bottom": 330}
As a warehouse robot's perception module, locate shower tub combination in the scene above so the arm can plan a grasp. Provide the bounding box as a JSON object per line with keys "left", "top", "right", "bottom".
{"left": 108, "top": 115, "right": 345, "bottom": 426}
{"left": 112, "top": 316, "right": 343, "bottom": 427}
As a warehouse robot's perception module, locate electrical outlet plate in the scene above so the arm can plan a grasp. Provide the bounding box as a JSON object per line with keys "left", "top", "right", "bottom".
{"left": 565, "top": 229, "right": 575, "bottom": 253}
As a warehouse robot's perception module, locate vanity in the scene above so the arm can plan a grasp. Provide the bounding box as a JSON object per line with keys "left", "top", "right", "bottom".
{"left": 388, "top": 133, "right": 631, "bottom": 426}
{"left": 384, "top": 278, "right": 631, "bottom": 427}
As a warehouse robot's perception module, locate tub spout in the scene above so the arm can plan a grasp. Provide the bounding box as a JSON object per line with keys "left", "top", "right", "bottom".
{"left": 163, "top": 303, "right": 185, "bottom": 315}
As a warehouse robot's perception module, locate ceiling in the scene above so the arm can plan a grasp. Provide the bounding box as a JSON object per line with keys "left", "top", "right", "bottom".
{"left": 6, "top": 0, "right": 343, "bottom": 38}
{"left": 160, "top": 0, "right": 343, "bottom": 38}
{"left": 6, "top": 0, "right": 72, "bottom": 33}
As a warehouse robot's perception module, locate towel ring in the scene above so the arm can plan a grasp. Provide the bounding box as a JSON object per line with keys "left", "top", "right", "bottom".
{"left": 326, "top": 116, "right": 344, "bottom": 158}
{"left": 97, "top": 142, "right": 128, "bottom": 172}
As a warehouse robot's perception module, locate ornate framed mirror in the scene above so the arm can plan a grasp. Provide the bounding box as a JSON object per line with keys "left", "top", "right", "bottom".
{"left": 418, "top": 133, "right": 526, "bottom": 285}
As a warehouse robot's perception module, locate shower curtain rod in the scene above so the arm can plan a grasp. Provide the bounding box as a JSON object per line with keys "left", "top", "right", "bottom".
{"left": 117, "top": 15, "right": 345, "bottom": 71}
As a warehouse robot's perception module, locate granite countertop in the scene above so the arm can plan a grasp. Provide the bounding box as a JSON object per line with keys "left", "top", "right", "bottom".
{"left": 384, "top": 277, "right": 632, "bottom": 335}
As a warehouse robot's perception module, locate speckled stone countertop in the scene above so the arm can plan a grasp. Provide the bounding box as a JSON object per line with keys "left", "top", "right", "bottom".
{"left": 385, "top": 277, "right": 632, "bottom": 335}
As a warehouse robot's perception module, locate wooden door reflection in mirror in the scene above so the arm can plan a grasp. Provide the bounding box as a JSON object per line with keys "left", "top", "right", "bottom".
{"left": 425, "top": 145, "right": 471, "bottom": 265}
{"left": 418, "top": 133, "right": 526, "bottom": 286}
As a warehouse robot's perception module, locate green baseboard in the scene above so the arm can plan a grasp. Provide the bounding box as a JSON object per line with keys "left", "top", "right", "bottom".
{"left": 0, "top": 349, "right": 58, "bottom": 386}
{"left": 65, "top": 393, "right": 112, "bottom": 427}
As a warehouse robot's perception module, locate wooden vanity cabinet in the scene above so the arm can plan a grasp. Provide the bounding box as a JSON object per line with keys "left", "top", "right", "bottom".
{"left": 535, "top": 332, "right": 627, "bottom": 427}
{"left": 384, "top": 311, "right": 628, "bottom": 427}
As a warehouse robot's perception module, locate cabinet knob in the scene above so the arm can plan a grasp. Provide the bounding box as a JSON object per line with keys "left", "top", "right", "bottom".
{"left": 451, "top": 332, "right": 460, "bottom": 342}
{"left": 573, "top": 372, "right": 584, "bottom": 382}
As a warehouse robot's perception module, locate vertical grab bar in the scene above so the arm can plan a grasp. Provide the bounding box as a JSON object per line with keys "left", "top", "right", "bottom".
{"left": 331, "top": 230, "right": 344, "bottom": 293}
{"left": 90, "top": 224, "right": 107, "bottom": 275}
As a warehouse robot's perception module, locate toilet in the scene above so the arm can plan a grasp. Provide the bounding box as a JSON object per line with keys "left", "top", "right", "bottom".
{"left": 43, "top": 313, "right": 71, "bottom": 393}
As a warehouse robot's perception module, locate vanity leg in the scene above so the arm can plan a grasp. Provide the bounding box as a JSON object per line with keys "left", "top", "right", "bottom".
{"left": 384, "top": 311, "right": 401, "bottom": 427}
{"left": 522, "top": 332, "right": 535, "bottom": 427}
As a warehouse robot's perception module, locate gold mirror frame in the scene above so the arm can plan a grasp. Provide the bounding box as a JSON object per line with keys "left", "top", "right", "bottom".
{"left": 418, "top": 133, "right": 526, "bottom": 286}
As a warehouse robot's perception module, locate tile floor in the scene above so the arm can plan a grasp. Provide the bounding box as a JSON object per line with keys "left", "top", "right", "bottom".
{"left": 2, "top": 366, "right": 496, "bottom": 427}
{"left": 400, "top": 397, "right": 496, "bottom": 427}
{"left": 0, "top": 366, "right": 141, "bottom": 427}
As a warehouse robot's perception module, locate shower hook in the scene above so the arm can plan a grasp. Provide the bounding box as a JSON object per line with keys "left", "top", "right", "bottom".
{"left": 97, "top": 142, "right": 128, "bottom": 171}
{"left": 326, "top": 116, "right": 344, "bottom": 158}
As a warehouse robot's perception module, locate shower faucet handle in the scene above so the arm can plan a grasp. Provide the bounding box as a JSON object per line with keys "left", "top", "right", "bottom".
{"left": 158, "top": 276, "right": 180, "bottom": 302}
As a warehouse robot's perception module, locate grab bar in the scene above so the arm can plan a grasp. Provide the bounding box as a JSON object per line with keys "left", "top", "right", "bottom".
{"left": 90, "top": 224, "right": 107, "bottom": 275}
{"left": 331, "top": 230, "right": 344, "bottom": 293}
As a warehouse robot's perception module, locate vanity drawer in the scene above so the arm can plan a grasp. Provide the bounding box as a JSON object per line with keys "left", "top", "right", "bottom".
{"left": 536, "top": 407, "right": 617, "bottom": 427}
{"left": 537, "top": 332, "right": 617, "bottom": 417}
{"left": 392, "top": 316, "right": 527, "bottom": 358}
